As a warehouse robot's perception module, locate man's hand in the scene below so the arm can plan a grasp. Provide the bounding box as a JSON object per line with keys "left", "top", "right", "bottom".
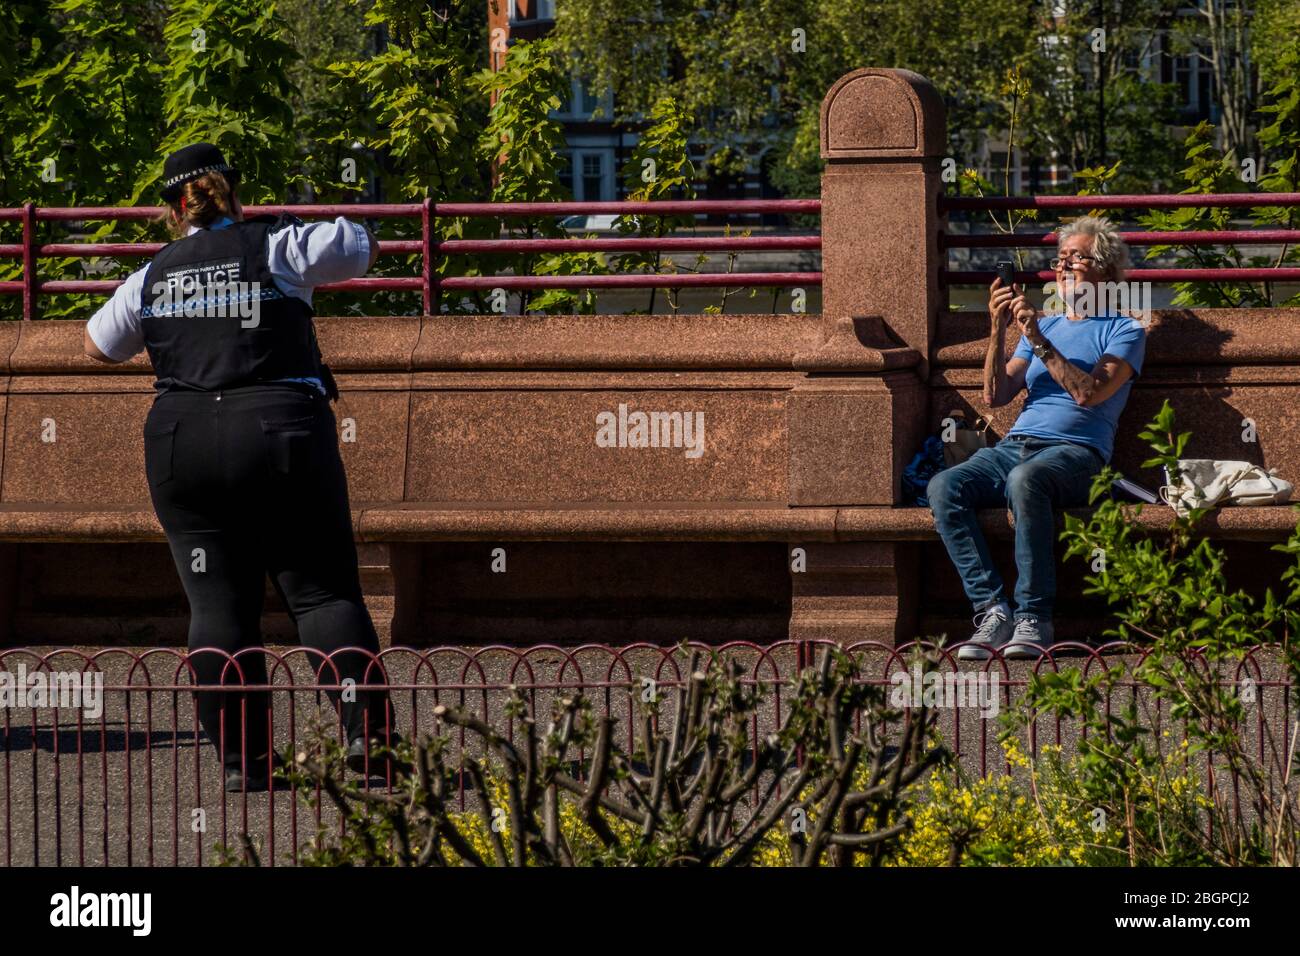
{"left": 1014, "top": 297, "right": 1041, "bottom": 343}
{"left": 984, "top": 278, "right": 1030, "bottom": 407}
{"left": 988, "top": 278, "right": 1017, "bottom": 331}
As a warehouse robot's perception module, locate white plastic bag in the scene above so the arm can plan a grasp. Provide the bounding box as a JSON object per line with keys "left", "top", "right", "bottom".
{"left": 942, "top": 413, "right": 991, "bottom": 468}
{"left": 1159, "top": 459, "right": 1293, "bottom": 516}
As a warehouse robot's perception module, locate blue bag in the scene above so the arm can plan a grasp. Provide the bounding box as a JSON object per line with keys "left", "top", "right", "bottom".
{"left": 901, "top": 435, "right": 947, "bottom": 507}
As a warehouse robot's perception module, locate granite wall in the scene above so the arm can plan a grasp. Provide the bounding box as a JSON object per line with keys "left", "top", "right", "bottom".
{"left": 1, "top": 69, "right": 1295, "bottom": 648}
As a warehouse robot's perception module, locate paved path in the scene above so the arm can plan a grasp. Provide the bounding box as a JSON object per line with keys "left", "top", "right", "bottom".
{"left": 1, "top": 643, "right": 1291, "bottom": 866}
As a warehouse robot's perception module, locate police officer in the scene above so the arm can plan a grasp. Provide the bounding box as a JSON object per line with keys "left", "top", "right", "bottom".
{"left": 85, "top": 143, "right": 403, "bottom": 792}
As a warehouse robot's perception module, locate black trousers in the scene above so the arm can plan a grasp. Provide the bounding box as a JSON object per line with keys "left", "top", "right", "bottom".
{"left": 143, "top": 383, "right": 394, "bottom": 770}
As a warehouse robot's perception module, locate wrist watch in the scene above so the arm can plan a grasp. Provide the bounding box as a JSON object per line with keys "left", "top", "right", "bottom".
{"left": 1031, "top": 339, "right": 1054, "bottom": 360}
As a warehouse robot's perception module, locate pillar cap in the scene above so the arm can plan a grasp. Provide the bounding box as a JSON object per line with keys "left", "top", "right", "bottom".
{"left": 820, "top": 68, "right": 947, "bottom": 160}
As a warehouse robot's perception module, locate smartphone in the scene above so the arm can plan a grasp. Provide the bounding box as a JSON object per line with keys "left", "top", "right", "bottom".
{"left": 995, "top": 260, "right": 1017, "bottom": 291}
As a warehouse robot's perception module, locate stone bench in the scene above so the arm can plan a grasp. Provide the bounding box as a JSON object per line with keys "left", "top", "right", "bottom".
{"left": 2, "top": 500, "right": 1292, "bottom": 544}
{"left": 0, "top": 496, "right": 1291, "bottom": 649}
{"left": 6, "top": 68, "right": 1299, "bottom": 650}
{"left": 0, "top": 312, "right": 923, "bottom": 647}
{"left": 0, "top": 305, "right": 1297, "bottom": 648}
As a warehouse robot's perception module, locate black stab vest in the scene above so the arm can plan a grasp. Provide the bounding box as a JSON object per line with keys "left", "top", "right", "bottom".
{"left": 139, "top": 214, "right": 335, "bottom": 397}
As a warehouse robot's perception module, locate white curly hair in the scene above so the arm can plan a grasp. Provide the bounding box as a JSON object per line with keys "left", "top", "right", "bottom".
{"left": 1058, "top": 215, "right": 1130, "bottom": 280}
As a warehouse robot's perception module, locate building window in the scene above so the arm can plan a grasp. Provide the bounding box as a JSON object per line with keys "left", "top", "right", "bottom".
{"left": 558, "top": 152, "right": 573, "bottom": 196}
{"left": 986, "top": 149, "right": 1023, "bottom": 193}
{"left": 582, "top": 153, "right": 605, "bottom": 200}
{"left": 581, "top": 82, "right": 601, "bottom": 116}
{"left": 1174, "top": 52, "right": 1212, "bottom": 122}
{"left": 555, "top": 76, "right": 614, "bottom": 120}
{"left": 559, "top": 150, "right": 614, "bottom": 200}
{"left": 509, "top": 0, "right": 555, "bottom": 22}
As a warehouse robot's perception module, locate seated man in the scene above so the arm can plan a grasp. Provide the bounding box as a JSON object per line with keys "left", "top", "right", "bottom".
{"left": 926, "top": 216, "right": 1147, "bottom": 660}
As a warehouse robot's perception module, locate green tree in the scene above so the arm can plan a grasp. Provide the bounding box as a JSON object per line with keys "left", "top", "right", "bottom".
{"left": 1, "top": 0, "right": 167, "bottom": 319}
{"left": 613, "top": 95, "right": 696, "bottom": 315}
{"left": 1139, "top": 121, "right": 1255, "bottom": 307}
{"left": 325, "top": 0, "right": 492, "bottom": 314}
{"left": 473, "top": 36, "right": 603, "bottom": 314}
{"left": 550, "top": 0, "right": 1189, "bottom": 202}
{"left": 276, "top": 0, "right": 378, "bottom": 202}
{"left": 134, "top": 0, "right": 301, "bottom": 205}
{"left": 1249, "top": 37, "right": 1300, "bottom": 306}
{"left": 1, "top": 0, "right": 306, "bottom": 320}
{"left": 1017, "top": 0, "right": 1184, "bottom": 192}
{"left": 1139, "top": 50, "right": 1300, "bottom": 309}
{"left": 9, "top": 0, "right": 164, "bottom": 206}
{"left": 1253, "top": 0, "right": 1300, "bottom": 91}
{"left": 1169, "top": 0, "right": 1259, "bottom": 164}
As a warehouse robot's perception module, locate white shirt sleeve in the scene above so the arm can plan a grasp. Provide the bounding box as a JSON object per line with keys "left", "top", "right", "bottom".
{"left": 86, "top": 265, "right": 149, "bottom": 362}
{"left": 86, "top": 217, "right": 370, "bottom": 362}
{"left": 266, "top": 216, "right": 371, "bottom": 306}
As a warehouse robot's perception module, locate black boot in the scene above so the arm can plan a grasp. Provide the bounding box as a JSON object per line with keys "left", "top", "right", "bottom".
{"left": 224, "top": 752, "right": 291, "bottom": 793}
{"left": 346, "top": 734, "right": 413, "bottom": 779}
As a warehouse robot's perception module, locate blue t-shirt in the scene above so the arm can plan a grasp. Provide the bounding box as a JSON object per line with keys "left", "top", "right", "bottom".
{"left": 1008, "top": 313, "right": 1146, "bottom": 463}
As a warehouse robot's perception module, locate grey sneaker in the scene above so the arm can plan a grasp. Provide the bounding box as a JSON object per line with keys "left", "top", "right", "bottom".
{"left": 957, "top": 603, "right": 1013, "bottom": 660}
{"left": 1003, "top": 615, "right": 1055, "bottom": 659}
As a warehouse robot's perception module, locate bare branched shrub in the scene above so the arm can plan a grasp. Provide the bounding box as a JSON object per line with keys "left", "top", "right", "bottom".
{"left": 240, "top": 648, "right": 948, "bottom": 867}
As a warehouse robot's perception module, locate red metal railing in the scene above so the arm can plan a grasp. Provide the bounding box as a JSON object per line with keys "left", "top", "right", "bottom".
{"left": 6, "top": 192, "right": 1300, "bottom": 315}
{"left": 944, "top": 192, "right": 1300, "bottom": 285}
{"left": 0, "top": 199, "right": 822, "bottom": 320}
{"left": 1, "top": 641, "right": 1291, "bottom": 866}
{"left": 943, "top": 193, "right": 1300, "bottom": 210}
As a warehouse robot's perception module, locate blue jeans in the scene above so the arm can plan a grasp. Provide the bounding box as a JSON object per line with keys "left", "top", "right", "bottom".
{"left": 925, "top": 435, "right": 1104, "bottom": 620}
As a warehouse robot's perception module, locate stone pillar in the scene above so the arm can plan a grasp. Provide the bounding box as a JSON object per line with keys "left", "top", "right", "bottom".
{"left": 819, "top": 68, "right": 948, "bottom": 378}
{"left": 789, "top": 542, "right": 920, "bottom": 644}
{"left": 787, "top": 68, "right": 948, "bottom": 646}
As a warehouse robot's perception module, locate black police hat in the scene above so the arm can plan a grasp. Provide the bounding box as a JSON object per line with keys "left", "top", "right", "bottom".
{"left": 159, "top": 143, "right": 240, "bottom": 202}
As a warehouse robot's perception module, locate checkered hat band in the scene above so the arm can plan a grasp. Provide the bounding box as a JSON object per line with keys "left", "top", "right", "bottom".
{"left": 162, "top": 164, "right": 236, "bottom": 188}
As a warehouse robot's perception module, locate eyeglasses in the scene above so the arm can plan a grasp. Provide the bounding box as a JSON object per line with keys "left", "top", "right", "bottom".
{"left": 1051, "top": 253, "right": 1097, "bottom": 269}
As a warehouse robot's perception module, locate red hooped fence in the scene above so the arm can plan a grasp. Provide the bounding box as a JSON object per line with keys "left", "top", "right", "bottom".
{"left": 0, "top": 641, "right": 1292, "bottom": 866}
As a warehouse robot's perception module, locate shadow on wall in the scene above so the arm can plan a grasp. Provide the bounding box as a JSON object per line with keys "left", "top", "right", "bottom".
{"left": 1112, "top": 310, "right": 1251, "bottom": 487}
{"left": 931, "top": 309, "right": 1272, "bottom": 489}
